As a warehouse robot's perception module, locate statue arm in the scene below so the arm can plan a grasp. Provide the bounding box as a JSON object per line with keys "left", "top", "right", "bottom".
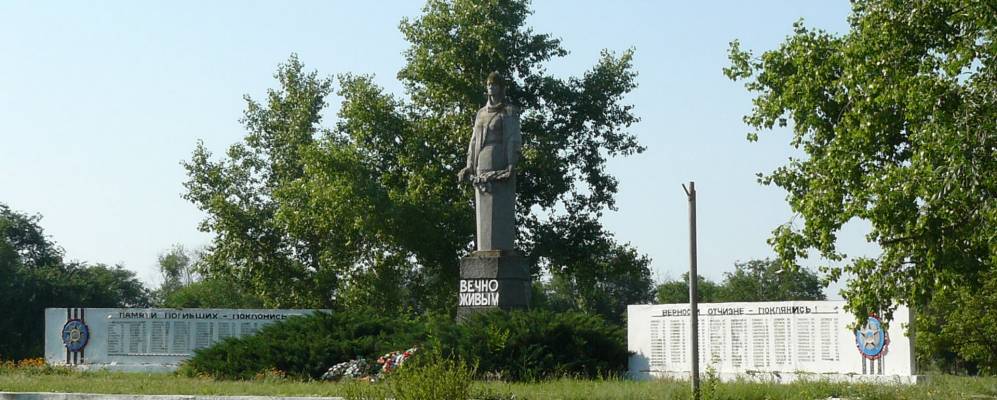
{"left": 459, "top": 112, "right": 479, "bottom": 182}
{"left": 505, "top": 108, "right": 522, "bottom": 170}
{"left": 465, "top": 128, "right": 476, "bottom": 170}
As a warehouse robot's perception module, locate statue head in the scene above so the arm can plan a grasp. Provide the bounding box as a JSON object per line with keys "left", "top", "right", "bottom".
{"left": 486, "top": 71, "right": 506, "bottom": 104}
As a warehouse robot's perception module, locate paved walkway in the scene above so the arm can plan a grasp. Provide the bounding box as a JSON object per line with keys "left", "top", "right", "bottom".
{"left": 0, "top": 393, "right": 344, "bottom": 400}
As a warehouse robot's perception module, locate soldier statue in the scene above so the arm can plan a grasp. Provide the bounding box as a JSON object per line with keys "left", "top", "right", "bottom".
{"left": 458, "top": 71, "right": 522, "bottom": 252}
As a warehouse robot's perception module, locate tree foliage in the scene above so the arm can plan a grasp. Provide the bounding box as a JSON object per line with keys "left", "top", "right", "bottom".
{"left": 160, "top": 278, "right": 264, "bottom": 309}
{"left": 183, "top": 0, "right": 651, "bottom": 319}
{"left": 655, "top": 273, "right": 722, "bottom": 304}
{"left": 725, "top": 0, "right": 996, "bottom": 321}
{"left": 916, "top": 271, "right": 997, "bottom": 375}
{"left": 532, "top": 243, "right": 653, "bottom": 324}
{"left": 183, "top": 55, "right": 334, "bottom": 308}
{"left": 151, "top": 244, "right": 196, "bottom": 305}
{"left": 719, "top": 258, "right": 825, "bottom": 302}
{"left": 150, "top": 244, "right": 264, "bottom": 308}
{"left": 0, "top": 203, "right": 150, "bottom": 359}
{"left": 656, "top": 259, "right": 825, "bottom": 304}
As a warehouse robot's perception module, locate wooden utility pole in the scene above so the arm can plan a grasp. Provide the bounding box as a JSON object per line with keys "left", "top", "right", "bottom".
{"left": 683, "top": 181, "right": 700, "bottom": 400}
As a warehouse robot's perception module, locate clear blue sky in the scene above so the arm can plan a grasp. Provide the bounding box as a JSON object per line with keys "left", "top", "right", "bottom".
{"left": 0, "top": 1, "right": 876, "bottom": 296}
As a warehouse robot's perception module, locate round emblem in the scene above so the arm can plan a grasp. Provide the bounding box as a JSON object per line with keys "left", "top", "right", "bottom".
{"left": 854, "top": 315, "right": 889, "bottom": 359}
{"left": 61, "top": 319, "right": 90, "bottom": 352}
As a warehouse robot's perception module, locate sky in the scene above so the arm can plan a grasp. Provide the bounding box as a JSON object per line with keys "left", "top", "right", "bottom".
{"left": 0, "top": 1, "right": 877, "bottom": 297}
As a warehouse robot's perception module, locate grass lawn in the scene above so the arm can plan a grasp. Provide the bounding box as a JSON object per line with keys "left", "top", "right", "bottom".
{"left": 1, "top": 366, "right": 996, "bottom": 399}
{"left": 482, "top": 375, "right": 997, "bottom": 399}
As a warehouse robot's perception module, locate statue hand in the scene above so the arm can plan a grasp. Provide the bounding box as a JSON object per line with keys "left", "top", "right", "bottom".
{"left": 458, "top": 167, "right": 472, "bottom": 183}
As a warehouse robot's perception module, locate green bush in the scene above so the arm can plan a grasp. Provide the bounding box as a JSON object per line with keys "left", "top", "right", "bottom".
{"left": 179, "top": 309, "right": 426, "bottom": 379}
{"left": 429, "top": 310, "right": 628, "bottom": 381}
{"left": 182, "top": 309, "right": 628, "bottom": 382}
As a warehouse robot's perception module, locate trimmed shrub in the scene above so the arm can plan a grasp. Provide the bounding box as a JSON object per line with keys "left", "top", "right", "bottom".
{"left": 179, "top": 308, "right": 426, "bottom": 379}
{"left": 428, "top": 310, "right": 628, "bottom": 381}
{"left": 182, "top": 308, "right": 628, "bottom": 382}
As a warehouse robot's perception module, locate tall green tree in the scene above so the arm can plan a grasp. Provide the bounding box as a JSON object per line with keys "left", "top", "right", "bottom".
{"left": 532, "top": 243, "right": 653, "bottom": 324}
{"left": 655, "top": 273, "right": 722, "bottom": 304}
{"left": 66, "top": 263, "right": 150, "bottom": 308}
{"left": 148, "top": 244, "right": 263, "bottom": 308}
{"left": 654, "top": 259, "right": 823, "bottom": 304}
{"left": 0, "top": 203, "right": 149, "bottom": 359}
{"left": 725, "top": 0, "right": 995, "bottom": 322}
{"left": 151, "top": 244, "right": 196, "bottom": 305}
{"left": 161, "top": 278, "right": 265, "bottom": 309}
{"left": 915, "top": 272, "right": 997, "bottom": 374}
{"left": 716, "top": 258, "right": 825, "bottom": 302}
{"left": 184, "top": 0, "right": 651, "bottom": 319}
{"left": 184, "top": 55, "right": 334, "bottom": 307}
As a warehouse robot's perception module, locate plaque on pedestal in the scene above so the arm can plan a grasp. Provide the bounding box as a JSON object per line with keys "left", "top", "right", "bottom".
{"left": 457, "top": 250, "right": 530, "bottom": 319}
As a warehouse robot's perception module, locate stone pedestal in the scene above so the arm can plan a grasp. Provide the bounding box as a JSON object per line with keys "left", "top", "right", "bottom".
{"left": 457, "top": 250, "right": 531, "bottom": 319}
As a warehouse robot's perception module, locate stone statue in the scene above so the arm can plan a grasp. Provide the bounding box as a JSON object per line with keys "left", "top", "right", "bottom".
{"left": 456, "top": 72, "right": 529, "bottom": 318}
{"left": 458, "top": 71, "right": 522, "bottom": 252}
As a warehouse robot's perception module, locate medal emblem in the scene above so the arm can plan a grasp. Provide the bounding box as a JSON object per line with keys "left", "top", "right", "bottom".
{"left": 854, "top": 315, "right": 889, "bottom": 359}
{"left": 61, "top": 319, "right": 90, "bottom": 352}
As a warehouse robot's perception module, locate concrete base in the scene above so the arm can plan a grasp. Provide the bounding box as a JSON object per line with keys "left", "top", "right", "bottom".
{"left": 457, "top": 250, "right": 530, "bottom": 320}
{"left": 48, "top": 363, "right": 178, "bottom": 373}
{"left": 630, "top": 371, "right": 926, "bottom": 385}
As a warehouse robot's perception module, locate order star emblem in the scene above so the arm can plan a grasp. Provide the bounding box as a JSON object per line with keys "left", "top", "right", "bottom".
{"left": 61, "top": 319, "right": 90, "bottom": 352}
{"left": 854, "top": 315, "right": 889, "bottom": 359}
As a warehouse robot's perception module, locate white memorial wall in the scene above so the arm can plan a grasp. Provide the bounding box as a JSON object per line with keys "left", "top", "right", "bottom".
{"left": 628, "top": 301, "right": 917, "bottom": 383}
{"left": 46, "top": 308, "right": 323, "bottom": 372}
